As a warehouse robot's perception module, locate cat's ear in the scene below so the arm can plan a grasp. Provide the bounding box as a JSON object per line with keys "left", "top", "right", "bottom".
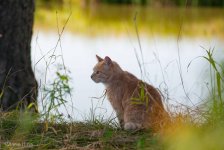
{"left": 96, "top": 55, "right": 103, "bottom": 62}
{"left": 104, "top": 56, "right": 112, "bottom": 65}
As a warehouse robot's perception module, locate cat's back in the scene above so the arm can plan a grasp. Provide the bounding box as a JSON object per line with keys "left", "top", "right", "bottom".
{"left": 123, "top": 71, "right": 164, "bottom": 108}
{"left": 124, "top": 71, "right": 162, "bottom": 100}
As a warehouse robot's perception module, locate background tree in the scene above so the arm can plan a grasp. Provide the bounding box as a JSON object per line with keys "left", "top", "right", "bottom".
{"left": 0, "top": 0, "right": 37, "bottom": 111}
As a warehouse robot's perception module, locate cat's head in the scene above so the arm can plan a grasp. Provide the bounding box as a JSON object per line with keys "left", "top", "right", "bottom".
{"left": 91, "top": 55, "right": 122, "bottom": 84}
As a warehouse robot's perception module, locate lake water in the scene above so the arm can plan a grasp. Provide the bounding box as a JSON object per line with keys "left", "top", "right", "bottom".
{"left": 32, "top": 5, "right": 224, "bottom": 120}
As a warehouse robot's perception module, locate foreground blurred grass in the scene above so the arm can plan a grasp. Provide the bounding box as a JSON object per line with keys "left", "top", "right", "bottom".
{"left": 163, "top": 122, "right": 224, "bottom": 150}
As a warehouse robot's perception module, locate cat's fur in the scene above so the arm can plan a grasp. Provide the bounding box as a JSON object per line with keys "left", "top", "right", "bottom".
{"left": 91, "top": 55, "right": 168, "bottom": 130}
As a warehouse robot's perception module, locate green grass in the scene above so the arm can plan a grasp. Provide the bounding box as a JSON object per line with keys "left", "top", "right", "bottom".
{"left": 0, "top": 111, "right": 163, "bottom": 149}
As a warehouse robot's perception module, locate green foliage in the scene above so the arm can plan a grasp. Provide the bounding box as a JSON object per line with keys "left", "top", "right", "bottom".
{"left": 41, "top": 68, "right": 72, "bottom": 126}
{"left": 137, "top": 136, "right": 146, "bottom": 149}
{"left": 201, "top": 48, "right": 224, "bottom": 125}
{"left": 198, "top": 0, "right": 224, "bottom": 6}
{"left": 131, "top": 83, "right": 149, "bottom": 107}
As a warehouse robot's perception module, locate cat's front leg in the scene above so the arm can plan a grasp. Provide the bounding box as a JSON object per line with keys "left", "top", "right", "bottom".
{"left": 115, "top": 110, "right": 124, "bottom": 129}
{"left": 123, "top": 105, "right": 144, "bottom": 131}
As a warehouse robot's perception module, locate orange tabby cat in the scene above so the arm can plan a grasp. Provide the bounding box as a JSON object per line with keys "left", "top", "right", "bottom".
{"left": 91, "top": 55, "right": 168, "bottom": 130}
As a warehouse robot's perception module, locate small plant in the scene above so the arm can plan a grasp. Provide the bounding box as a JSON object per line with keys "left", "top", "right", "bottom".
{"left": 131, "top": 82, "right": 149, "bottom": 107}
{"left": 41, "top": 67, "right": 72, "bottom": 130}
{"left": 201, "top": 48, "right": 224, "bottom": 125}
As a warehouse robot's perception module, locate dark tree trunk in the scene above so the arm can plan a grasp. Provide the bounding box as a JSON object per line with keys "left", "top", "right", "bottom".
{"left": 0, "top": 0, "right": 38, "bottom": 111}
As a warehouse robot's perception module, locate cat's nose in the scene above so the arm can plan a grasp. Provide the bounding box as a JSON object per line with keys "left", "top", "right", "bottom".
{"left": 91, "top": 74, "right": 94, "bottom": 79}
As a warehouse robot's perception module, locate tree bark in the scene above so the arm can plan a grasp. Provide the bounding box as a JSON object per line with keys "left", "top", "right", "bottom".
{"left": 0, "top": 0, "right": 37, "bottom": 111}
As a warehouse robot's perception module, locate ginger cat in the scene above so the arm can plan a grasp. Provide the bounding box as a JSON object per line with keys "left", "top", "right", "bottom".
{"left": 91, "top": 55, "right": 167, "bottom": 130}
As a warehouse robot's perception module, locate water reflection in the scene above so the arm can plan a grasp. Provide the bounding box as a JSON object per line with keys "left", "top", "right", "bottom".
{"left": 35, "top": 4, "right": 224, "bottom": 38}
{"left": 31, "top": 31, "right": 224, "bottom": 120}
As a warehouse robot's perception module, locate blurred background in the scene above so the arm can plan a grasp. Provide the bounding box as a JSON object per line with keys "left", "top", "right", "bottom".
{"left": 32, "top": 0, "right": 224, "bottom": 120}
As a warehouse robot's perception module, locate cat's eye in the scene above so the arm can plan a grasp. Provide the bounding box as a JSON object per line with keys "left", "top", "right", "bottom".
{"left": 96, "top": 71, "right": 100, "bottom": 74}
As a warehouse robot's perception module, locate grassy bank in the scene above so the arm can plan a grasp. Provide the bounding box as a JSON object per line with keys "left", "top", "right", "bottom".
{"left": 1, "top": 104, "right": 224, "bottom": 149}
{"left": 0, "top": 111, "right": 163, "bottom": 149}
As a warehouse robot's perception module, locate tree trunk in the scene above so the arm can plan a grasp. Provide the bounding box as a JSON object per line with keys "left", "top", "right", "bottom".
{"left": 0, "top": 0, "right": 38, "bottom": 111}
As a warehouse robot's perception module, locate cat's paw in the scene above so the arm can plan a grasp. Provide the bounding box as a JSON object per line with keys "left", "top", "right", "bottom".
{"left": 124, "top": 122, "right": 142, "bottom": 131}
